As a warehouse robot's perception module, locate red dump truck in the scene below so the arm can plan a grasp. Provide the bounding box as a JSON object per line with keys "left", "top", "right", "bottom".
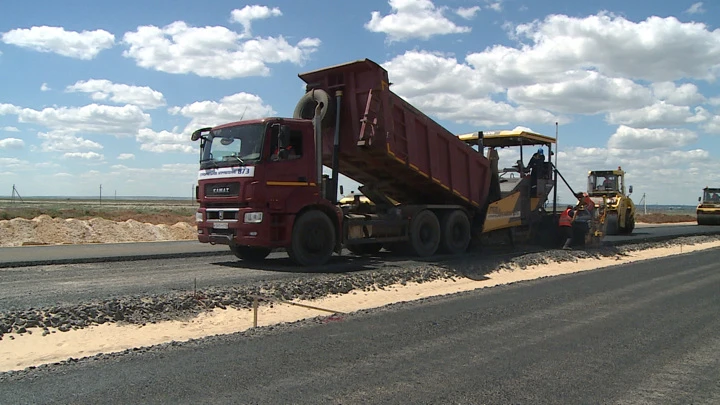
{"left": 191, "top": 59, "right": 493, "bottom": 266}
{"left": 191, "top": 58, "right": 610, "bottom": 266}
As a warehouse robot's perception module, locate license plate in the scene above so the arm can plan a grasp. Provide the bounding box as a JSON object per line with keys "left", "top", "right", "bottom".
{"left": 212, "top": 222, "right": 229, "bottom": 229}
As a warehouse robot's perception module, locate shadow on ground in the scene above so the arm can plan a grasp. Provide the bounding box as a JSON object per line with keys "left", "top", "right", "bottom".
{"left": 210, "top": 242, "right": 626, "bottom": 282}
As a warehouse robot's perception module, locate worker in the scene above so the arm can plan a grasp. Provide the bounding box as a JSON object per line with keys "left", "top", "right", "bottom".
{"left": 527, "top": 148, "right": 544, "bottom": 196}
{"left": 559, "top": 205, "right": 575, "bottom": 250}
{"left": 602, "top": 176, "right": 614, "bottom": 190}
{"left": 575, "top": 192, "right": 595, "bottom": 214}
{"left": 271, "top": 143, "right": 299, "bottom": 161}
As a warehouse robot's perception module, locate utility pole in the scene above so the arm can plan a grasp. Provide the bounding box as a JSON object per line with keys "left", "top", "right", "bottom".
{"left": 115, "top": 190, "right": 117, "bottom": 200}
{"left": 11, "top": 184, "right": 24, "bottom": 204}
{"left": 638, "top": 192, "right": 647, "bottom": 215}
{"left": 99, "top": 184, "right": 102, "bottom": 205}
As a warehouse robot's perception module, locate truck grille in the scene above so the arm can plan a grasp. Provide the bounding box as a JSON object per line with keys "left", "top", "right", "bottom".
{"left": 205, "top": 182, "right": 240, "bottom": 197}
{"left": 206, "top": 209, "right": 239, "bottom": 221}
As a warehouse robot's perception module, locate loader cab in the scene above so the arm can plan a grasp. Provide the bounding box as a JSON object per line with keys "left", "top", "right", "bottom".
{"left": 700, "top": 187, "right": 720, "bottom": 204}
{"left": 588, "top": 168, "right": 631, "bottom": 197}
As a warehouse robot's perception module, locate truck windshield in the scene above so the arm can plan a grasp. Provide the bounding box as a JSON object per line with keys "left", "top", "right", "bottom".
{"left": 200, "top": 123, "right": 265, "bottom": 169}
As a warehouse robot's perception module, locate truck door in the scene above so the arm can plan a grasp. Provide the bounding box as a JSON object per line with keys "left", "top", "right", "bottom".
{"left": 264, "top": 124, "right": 316, "bottom": 212}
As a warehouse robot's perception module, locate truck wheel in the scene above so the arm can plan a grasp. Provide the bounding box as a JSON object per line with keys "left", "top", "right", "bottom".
{"left": 347, "top": 243, "right": 383, "bottom": 255}
{"left": 231, "top": 245, "right": 271, "bottom": 262}
{"left": 287, "top": 210, "right": 336, "bottom": 266}
{"left": 439, "top": 210, "right": 471, "bottom": 255}
{"left": 408, "top": 210, "right": 441, "bottom": 257}
{"left": 293, "top": 89, "right": 335, "bottom": 129}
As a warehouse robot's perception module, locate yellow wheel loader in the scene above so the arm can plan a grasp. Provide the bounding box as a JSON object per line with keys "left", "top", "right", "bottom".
{"left": 696, "top": 187, "right": 720, "bottom": 225}
{"left": 587, "top": 167, "right": 636, "bottom": 235}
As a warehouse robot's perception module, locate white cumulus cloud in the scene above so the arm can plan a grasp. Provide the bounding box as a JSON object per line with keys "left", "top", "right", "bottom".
{"left": 121, "top": 21, "right": 320, "bottom": 79}
{"left": 11, "top": 103, "right": 150, "bottom": 137}
{"left": 1, "top": 26, "right": 115, "bottom": 60}
{"left": 607, "top": 126, "right": 698, "bottom": 150}
{"left": 62, "top": 151, "right": 104, "bottom": 160}
{"left": 366, "top": 0, "right": 471, "bottom": 42}
{"left": 230, "top": 5, "right": 283, "bottom": 37}
{"left": 606, "top": 103, "right": 710, "bottom": 127}
{"left": 136, "top": 128, "right": 193, "bottom": 154}
{"left": 168, "top": 92, "right": 276, "bottom": 135}
{"left": 685, "top": 2, "right": 705, "bottom": 14}
{"left": 0, "top": 138, "right": 24, "bottom": 150}
{"left": 66, "top": 79, "right": 166, "bottom": 109}
{"left": 456, "top": 6, "right": 480, "bottom": 19}
{"left": 37, "top": 131, "right": 104, "bottom": 152}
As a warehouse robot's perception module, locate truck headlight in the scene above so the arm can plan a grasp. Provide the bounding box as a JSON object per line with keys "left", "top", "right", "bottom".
{"left": 195, "top": 212, "right": 203, "bottom": 222}
{"left": 244, "top": 212, "right": 263, "bottom": 223}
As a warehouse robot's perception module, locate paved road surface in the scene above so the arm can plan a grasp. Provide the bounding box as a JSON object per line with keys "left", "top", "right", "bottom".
{"left": 1, "top": 223, "right": 718, "bottom": 311}
{"left": 0, "top": 222, "right": 716, "bottom": 267}
{"left": 2, "top": 247, "right": 718, "bottom": 404}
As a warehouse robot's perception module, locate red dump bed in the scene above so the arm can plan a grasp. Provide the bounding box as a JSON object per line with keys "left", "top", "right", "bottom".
{"left": 298, "top": 59, "right": 491, "bottom": 211}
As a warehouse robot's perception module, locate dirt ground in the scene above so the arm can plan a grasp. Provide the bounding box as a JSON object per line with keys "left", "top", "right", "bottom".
{"left": 636, "top": 213, "right": 696, "bottom": 223}
{"left": 0, "top": 208, "right": 696, "bottom": 247}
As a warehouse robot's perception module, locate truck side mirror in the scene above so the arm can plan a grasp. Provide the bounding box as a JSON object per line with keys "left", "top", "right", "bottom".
{"left": 340, "top": 185, "right": 344, "bottom": 195}
{"left": 699, "top": 196, "right": 702, "bottom": 202}
{"left": 628, "top": 185, "right": 633, "bottom": 194}
{"left": 191, "top": 127, "right": 211, "bottom": 141}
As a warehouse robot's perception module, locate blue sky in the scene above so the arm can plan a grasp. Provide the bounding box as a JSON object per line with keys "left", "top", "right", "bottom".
{"left": 0, "top": 0, "right": 718, "bottom": 204}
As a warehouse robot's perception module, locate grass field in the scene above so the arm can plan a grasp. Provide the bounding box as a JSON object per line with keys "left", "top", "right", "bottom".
{"left": 0, "top": 199, "right": 197, "bottom": 225}
{"left": 0, "top": 198, "right": 698, "bottom": 225}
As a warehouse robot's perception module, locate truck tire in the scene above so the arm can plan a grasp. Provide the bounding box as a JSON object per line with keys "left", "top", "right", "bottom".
{"left": 231, "top": 245, "right": 271, "bottom": 262}
{"left": 439, "top": 210, "right": 471, "bottom": 255}
{"left": 287, "top": 210, "right": 336, "bottom": 266}
{"left": 408, "top": 210, "right": 441, "bottom": 257}
{"left": 347, "top": 243, "right": 383, "bottom": 255}
{"left": 293, "top": 89, "right": 335, "bottom": 129}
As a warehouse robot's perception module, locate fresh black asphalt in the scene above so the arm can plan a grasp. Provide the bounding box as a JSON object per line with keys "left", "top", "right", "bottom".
{"left": 2, "top": 247, "right": 719, "bottom": 404}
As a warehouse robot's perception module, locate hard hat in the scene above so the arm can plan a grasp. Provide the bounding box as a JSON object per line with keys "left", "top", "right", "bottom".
{"left": 537, "top": 148, "right": 544, "bottom": 154}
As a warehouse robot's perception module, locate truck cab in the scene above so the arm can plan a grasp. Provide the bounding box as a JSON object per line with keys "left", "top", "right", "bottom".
{"left": 192, "top": 118, "right": 339, "bottom": 262}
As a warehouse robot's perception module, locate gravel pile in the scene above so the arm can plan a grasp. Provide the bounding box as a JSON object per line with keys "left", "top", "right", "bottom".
{"left": 1, "top": 234, "right": 718, "bottom": 342}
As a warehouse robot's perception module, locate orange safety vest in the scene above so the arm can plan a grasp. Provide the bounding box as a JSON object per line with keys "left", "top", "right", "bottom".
{"left": 582, "top": 195, "right": 595, "bottom": 211}
{"left": 559, "top": 208, "right": 573, "bottom": 227}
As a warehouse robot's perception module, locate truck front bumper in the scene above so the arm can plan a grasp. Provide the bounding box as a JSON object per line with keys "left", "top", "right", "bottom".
{"left": 196, "top": 208, "right": 271, "bottom": 247}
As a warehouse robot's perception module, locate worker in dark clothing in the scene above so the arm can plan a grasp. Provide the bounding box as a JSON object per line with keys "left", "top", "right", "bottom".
{"left": 559, "top": 205, "right": 575, "bottom": 250}
{"left": 527, "top": 148, "right": 545, "bottom": 196}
